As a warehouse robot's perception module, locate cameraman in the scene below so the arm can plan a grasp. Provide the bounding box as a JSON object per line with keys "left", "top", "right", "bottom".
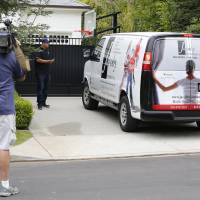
{"left": 0, "top": 33, "right": 25, "bottom": 196}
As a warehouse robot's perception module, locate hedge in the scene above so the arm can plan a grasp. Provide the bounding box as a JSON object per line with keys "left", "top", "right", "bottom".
{"left": 15, "top": 93, "right": 33, "bottom": 129}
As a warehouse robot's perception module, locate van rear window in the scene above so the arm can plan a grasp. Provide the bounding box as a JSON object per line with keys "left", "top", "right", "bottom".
{"left": 152, "top": 37, "right": 200, "bottom": 108}
{"left": 153, "top": 38, "right": 200, "bottom": 71}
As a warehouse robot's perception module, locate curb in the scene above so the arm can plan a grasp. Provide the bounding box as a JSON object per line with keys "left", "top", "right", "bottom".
{"left": 11, "top": 151, "right": 200, "bottom": 163}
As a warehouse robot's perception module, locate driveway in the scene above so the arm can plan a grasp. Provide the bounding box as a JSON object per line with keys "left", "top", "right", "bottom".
{"left": 11, "top": 97, "right": 200, "bottom": 161}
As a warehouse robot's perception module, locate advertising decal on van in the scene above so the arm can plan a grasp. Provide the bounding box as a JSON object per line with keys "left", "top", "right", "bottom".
{"left": 120, "top": 38, "right": 142, "bottom": 110}
{"left": 101, "top": 37, "right": 116, "bottom": 79}
{"left": 153, "top": 37, "right": 200, "bottom": 110}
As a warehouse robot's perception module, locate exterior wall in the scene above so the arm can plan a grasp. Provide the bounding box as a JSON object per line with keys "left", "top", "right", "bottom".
{"left": 21, "top": 7, "right": 89, "bottom": 38}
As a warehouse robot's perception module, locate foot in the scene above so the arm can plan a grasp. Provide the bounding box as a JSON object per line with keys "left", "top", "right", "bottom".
{"left": 0, "top": 185, "right": 19, "bottom": 197}
{"left": 38, "top": 105, "right": 43, "bottom": 110}
{"left": 7, "top": 186, "right": 19, "bottom": 195}
{"left": 43, "top": 104, "right": 50, "bottom": 108}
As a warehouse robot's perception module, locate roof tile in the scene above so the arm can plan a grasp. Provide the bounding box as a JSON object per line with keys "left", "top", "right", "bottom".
{"left": 31, "top": 0, "right": 91, "bottom": 9}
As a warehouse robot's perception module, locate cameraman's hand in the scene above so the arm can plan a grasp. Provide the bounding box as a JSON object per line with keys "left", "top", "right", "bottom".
{"left": 17, "top": 74, "right": 26, "bottom": 82}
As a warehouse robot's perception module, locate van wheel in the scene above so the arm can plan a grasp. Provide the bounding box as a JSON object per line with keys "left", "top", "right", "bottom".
{"left": 82, "top": 82, "right": 98, "bottom": 110}
{"left": 196, "top": 121, "right": 200, "bottom": 128}
{"left": 119, "top": 96, "right": 138, "bottom": 132}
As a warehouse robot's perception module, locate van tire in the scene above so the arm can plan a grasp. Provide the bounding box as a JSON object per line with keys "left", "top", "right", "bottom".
{"left": 82, "top": 82, "right": 99, "bottom": 110}
{"left": 196, "top": 121, "right": 200, "bottom": 128}
{"left": 119, "top": 96, "right": 138, "bottom": 132}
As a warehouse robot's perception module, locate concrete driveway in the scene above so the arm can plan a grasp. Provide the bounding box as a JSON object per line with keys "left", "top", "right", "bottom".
{"left": 11, "top": 97, "right": 200, "bottom": 161}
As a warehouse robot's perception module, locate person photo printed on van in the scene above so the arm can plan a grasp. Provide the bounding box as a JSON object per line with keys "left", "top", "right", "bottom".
{"left": 120, "top": 38, "right": 142, "bottom": 109}
{"left": 153, "top": 60, "right": 200, "bottom": 104}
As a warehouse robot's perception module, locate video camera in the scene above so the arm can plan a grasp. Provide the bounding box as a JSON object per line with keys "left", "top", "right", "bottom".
{"left": 0, "top": 19, "right": 16, "bottom": 54}
{"left": 0, "top": 19, "right": 30, "bottom": 71}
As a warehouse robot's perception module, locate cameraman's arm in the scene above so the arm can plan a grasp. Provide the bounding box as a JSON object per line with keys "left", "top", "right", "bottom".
{"left": 14, "top": 60, "right": 26, "bottom": 82}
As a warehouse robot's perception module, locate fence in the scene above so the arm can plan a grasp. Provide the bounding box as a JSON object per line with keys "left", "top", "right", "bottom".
{"left": 16, "top": 38, "right": 93, "bottom": 96}
{"left": 16, "top": 11, "right": 121, "bottom": 96}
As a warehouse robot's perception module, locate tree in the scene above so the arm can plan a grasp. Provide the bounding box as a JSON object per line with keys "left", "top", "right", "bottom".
{"left": 81, "top": 0, "right": 200, "bottom": 34}
{"left": 0, "top": 0, "right": 31, "bottom": 20}
{"left": 171, "top": 0, "right": 200, "bottom": 33}
{"left": 0, "top": 0, "right": 51, "bottom": 55}
{"left": 81, "top": 0, "right": 135, "bottom": 33}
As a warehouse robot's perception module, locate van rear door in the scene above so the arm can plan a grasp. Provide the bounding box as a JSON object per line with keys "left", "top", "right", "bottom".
{"left": 152, "top": 36, "right": 200, "bottom": 111}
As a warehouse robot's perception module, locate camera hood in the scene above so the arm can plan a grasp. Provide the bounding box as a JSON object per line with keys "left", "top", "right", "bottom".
{"left": 0, "top": 32, "right": 12, "bottom": 53}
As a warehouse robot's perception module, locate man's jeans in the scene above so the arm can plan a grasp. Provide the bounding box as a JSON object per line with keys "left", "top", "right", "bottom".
{"left": 36, "top": 72, "right": 49, "bottom": 106}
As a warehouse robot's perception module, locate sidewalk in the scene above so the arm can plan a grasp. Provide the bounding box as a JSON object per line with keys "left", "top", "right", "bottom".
{"left": 11, "top": 97, "right": 200, "bottom": 161}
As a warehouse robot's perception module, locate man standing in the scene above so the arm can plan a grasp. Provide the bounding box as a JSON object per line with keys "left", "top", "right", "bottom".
{"left": 0, "top": 50, "right": 25, "bottom": 197}
{"left": 35, "top": 39, "right": 54, "bottom": 110}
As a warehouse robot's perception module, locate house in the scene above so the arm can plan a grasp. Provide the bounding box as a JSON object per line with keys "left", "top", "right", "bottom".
{"left": 16, "top": 1, "right": 95, "bottom": 96}
{"left": 23, "top": 0, "right": 91, "bottom": 44}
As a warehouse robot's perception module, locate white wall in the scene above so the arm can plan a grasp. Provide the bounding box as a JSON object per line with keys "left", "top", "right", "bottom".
{"left": 22, "top": 7, "right": 88, "bottom": 38}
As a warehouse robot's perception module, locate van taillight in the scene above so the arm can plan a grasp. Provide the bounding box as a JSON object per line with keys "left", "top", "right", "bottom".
{"left": 142, "top": 52, "right": 152, "bottom": 71}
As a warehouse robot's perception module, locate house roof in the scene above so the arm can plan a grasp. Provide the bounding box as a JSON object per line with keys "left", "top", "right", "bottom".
{"left": 30, "top": 0, "right": 91, "bottom": 10}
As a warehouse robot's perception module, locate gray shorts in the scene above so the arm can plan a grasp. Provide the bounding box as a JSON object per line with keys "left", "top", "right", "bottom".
{"left": 0, "top": 115, "right": 16, "bottom": 150}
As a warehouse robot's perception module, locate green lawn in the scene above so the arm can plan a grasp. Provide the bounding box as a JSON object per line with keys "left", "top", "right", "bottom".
{"left": 15, "top": 130, "right": 32, "bottom": 146}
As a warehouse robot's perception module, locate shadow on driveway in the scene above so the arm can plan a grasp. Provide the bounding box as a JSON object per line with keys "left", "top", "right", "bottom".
{"left": 96, "top": 105, "right": 200, "bottom": 138}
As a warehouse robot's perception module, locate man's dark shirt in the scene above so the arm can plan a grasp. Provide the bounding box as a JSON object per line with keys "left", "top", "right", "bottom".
{"left": 0, "top": 51, "right": 24, "bottom": 115}
{"left": 34, "top": 48, "right": 53, "bottom": 74}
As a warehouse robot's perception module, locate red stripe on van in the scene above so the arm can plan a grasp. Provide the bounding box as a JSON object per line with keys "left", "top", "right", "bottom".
{"left": 152, "top": 104, "right": 200, "bottom": 110}
{"left": 183, "top": 34, "right": 193, "bottom": 37}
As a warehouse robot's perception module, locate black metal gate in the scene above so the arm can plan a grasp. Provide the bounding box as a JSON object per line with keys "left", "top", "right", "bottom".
{"left": 16, "top": 39, "right": 92, "bottom": 96}
{"left": 16, "top": 12, "right": 121, "bottom": 97}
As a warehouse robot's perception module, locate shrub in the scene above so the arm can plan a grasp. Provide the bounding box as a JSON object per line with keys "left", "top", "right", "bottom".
{"left": 15, "top": 94, "right": 33, "bottom": 129}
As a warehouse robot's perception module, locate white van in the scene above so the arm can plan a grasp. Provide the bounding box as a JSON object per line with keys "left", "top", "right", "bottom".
{"left": 82, "top": 32, "right": 200, "bottom": 132}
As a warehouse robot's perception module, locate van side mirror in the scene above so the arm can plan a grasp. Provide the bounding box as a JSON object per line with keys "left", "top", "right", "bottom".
{"left": 83, "top": 47, "right": 99, "bottom": 62}
{"left": 90, "top": 52, "right": 100, "bottom": 62}
{"left": 83, "top": 48, "right": 92, "bottom": 59}
{"left": 90, "top": 49, "right": 101, "bottom": 62}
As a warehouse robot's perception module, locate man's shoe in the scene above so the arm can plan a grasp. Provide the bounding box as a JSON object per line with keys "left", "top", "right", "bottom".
{"left": 7, "top": 186, "right": 19, "bottom": 195}
{"left": 0, "top": 185, "right": 11, "bottom": 197}
{"left": 0, "top": 185, "right": 19, "bottom": 197}
{"left": 43, "top": 104, "right": 50, "bottom": 108}
{"left": 38, "top": 105, "right": 43, "bottom": 110}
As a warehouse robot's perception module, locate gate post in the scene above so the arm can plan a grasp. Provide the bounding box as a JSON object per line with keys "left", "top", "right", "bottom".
{"left": 112, "top": 13, "right": 118, "bottom": 33}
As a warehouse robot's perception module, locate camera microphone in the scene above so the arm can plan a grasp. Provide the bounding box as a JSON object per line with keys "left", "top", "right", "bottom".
{"left": 4, "top": 19, "right": 12, "bottom": 27}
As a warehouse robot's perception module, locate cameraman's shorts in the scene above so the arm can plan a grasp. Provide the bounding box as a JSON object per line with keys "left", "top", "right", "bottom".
{"left": 0, "top": 115, "right": 16, "bottom": 150}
